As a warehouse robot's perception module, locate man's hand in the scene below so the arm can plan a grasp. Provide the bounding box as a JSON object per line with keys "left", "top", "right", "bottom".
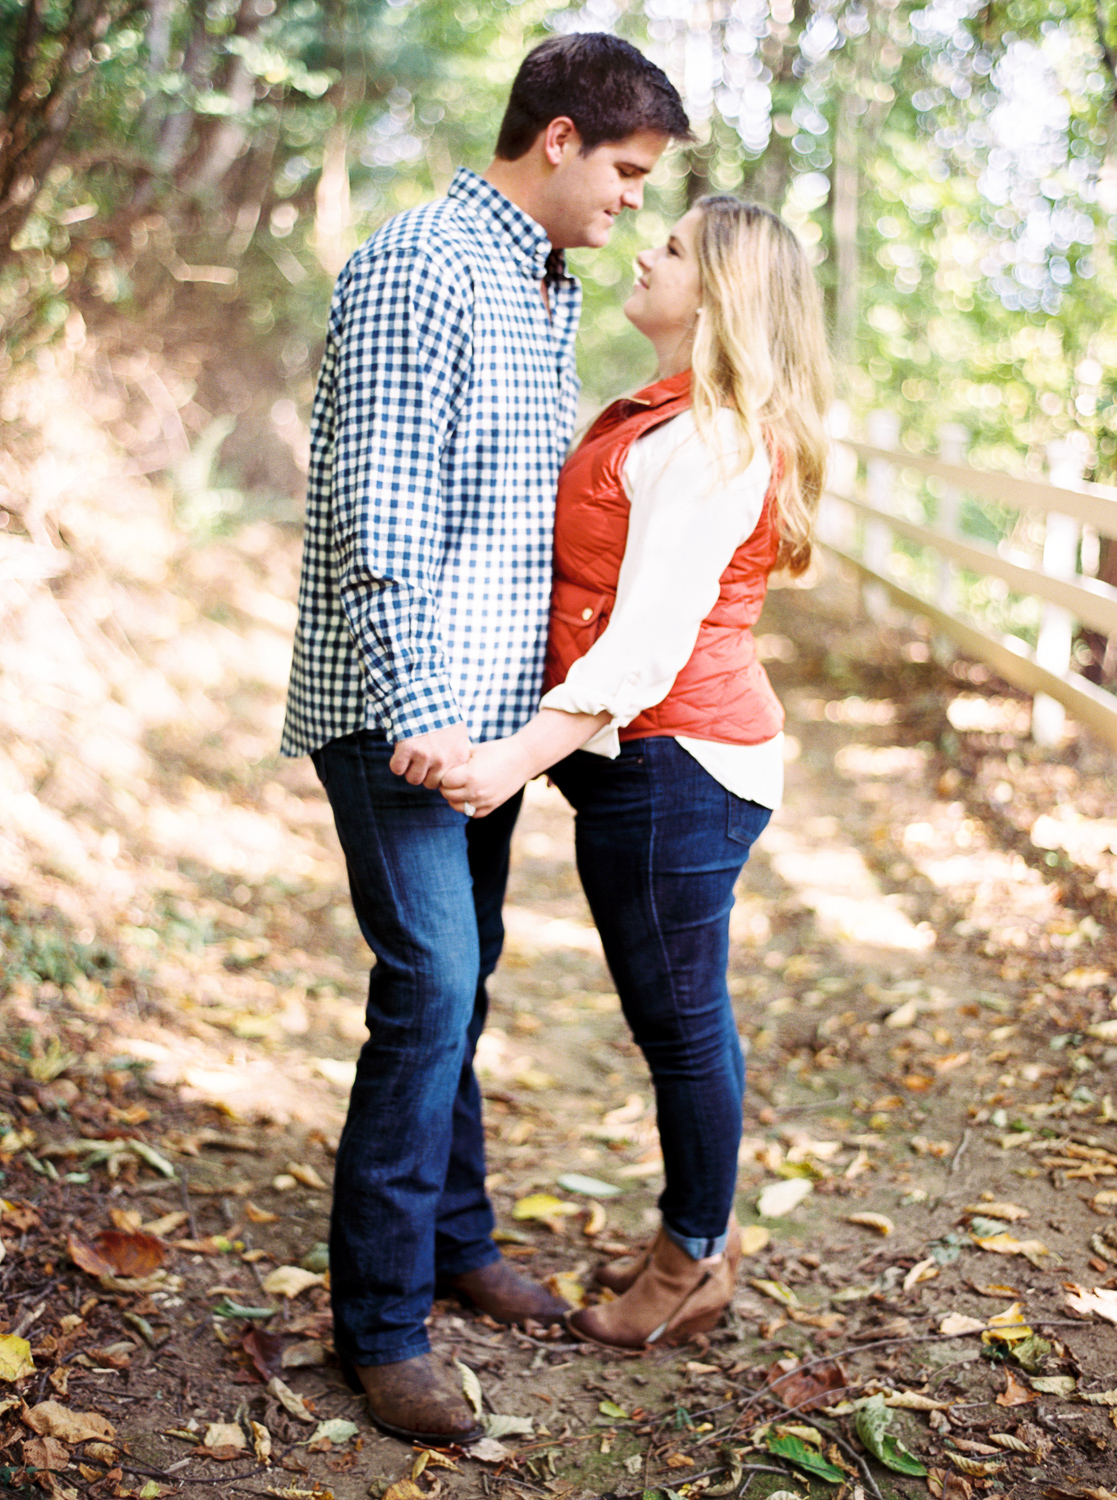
{"left": 440, "top": 738, "right": 535, "bottom": 819}
{"left": 390, "top": 724, "right": 472, "bottom": 788}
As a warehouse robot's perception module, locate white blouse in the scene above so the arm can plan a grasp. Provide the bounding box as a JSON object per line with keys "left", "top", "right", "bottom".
{"left": 539, "top": 407, "right": 785, "bottom": 810}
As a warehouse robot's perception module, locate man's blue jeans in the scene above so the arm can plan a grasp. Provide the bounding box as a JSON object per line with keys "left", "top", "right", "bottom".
{"left": 311, "top": 730, "right": 521, "bottom": 1367}
{"left": 549, "top": 737, "right": 770, "bottom": 1260}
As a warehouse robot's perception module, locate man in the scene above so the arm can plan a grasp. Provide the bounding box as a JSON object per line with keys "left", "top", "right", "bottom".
{"left": 281, "top": 33, "right": 690, "bottom": 1445}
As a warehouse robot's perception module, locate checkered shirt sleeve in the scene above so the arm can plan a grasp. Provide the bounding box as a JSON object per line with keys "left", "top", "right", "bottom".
{"left": 280, "top": 170, "right": 581, "bottom": 757}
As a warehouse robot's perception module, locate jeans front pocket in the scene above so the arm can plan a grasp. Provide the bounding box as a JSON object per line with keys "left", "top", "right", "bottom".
{"left": 726, "top": 793, "right": 771, "bottom": 851}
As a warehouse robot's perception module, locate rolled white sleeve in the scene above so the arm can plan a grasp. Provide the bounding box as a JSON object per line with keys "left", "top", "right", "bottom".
{"left": 540, "top": 409, "right": 770, "bottom": 756}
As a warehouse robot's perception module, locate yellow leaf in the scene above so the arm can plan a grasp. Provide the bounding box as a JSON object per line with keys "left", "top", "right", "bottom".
{"left": 511, "top": 1193, "right": 579, "bottom": 1222}
{"left": 981, "top": 1302, "right": 1032, "bottom": 1345}
{"left": 847, "top": 1212, "right": 893, "bottom": 1236}
{"left": 260, "top": 1265, "right": 324, "bottom": 1299}
{"left": 973, "top": 1233, "right": 1053, "bottom": 1267}
{"left": 965, "top": 1201, "right": 1028, "bottom": 1221}
{"left": 749, "top": 1278, "right": 802, "bottom": 1310}
{"left": 285, "top": 1162, "right": 328, "bottom": 1190}
{"left": 0, "top": 1335, "right": 34, "bottom": 1382}
{"left": 547, "top": 1270, "right": 585, "bottom": 1308}
{"left": 583, "top": 1202, "right": 607, "bottom": 1237}
{"left": 739, "top": 1224, "right": 770, "bottom": 1255}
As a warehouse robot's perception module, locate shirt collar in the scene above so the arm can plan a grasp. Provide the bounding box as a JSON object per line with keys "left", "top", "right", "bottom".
{"left": 626, "top": 369, "right": 693, "bottom": 408}
{"left": 448, "top": 166, "right": 569, "bottom": 283}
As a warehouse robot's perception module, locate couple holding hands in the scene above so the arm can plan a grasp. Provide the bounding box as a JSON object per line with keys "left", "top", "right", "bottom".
{"left": 281, "top": 32, "right": 830, "bottom": 1447}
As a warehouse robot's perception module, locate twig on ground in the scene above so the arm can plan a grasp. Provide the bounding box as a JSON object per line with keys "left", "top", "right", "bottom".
{"left": 950, "top": 1127, "right": 972, "bottom": 1174}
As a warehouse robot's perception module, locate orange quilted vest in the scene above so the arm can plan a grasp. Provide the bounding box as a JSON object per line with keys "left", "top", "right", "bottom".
{"left": 543, "top": 369, "right": 784, "bottom": 746}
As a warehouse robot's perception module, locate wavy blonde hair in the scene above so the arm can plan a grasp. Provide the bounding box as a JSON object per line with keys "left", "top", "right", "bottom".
{"left": 690, "top": 196, "right": 832, "bottom": 576}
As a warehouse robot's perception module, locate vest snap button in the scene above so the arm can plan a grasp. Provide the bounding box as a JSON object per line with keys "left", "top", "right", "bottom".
{"left": 581, "top": 606, "right": 594, "bottom": 621}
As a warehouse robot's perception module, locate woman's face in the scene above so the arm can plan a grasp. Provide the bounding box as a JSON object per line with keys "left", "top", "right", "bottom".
{"left": 623, "top": 207, "right": 703, "bottom": 348}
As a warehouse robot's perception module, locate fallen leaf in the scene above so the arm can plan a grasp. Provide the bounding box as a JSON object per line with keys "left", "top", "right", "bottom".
{"left": 767, "top": 1358, "right": 847, "bottom": 1412}
{"left": 546, "top": 1270, "right": 585, "bottom": 1308}
{"left": 665, "top": 1451, "right": 695, "bottom": 1467}
{"left": 266, "top": 1376, "right": 315, "bottom": 1422}
{"left": 306, "top": 1417, "right": 359, "bottom": 1447}
{"left": 847, "top": 1212, "right": 893, "bottom": 1236}
{"left": 598, "top": 1399, "right": 628, "bottom": 1420}
{"left": 1078, "top": 1386, "right": 1117, "bottom": 1406}
{"left": 950, "top": 1454, "right": 1003, "bottom": 1477}
{"left": 765, "top": 1432, "right": 844, "bottom": 1483}
{"left": 739, "top": 1224, "right": 770, "bottom": 1255}
{"left": 383, "top": 1482, "right": 426, "bottom": 1500}
{"left": 261, "top": 1265, "right": 324, "bottom": 1299}
{"left": 556, "top": 1172, "right": 620, "bottom": 1197}
{"left": 582, "top": 1202, "right": 607, "bottom": 1236}
{"left": 242, "top": 1327, "right": 284, "bottom": 1381}
{"left": 470, "top": 1437, "right": 511, "bottom": 1463}
{"left": 203, "top": 1422, "right": 246, "bottom": 1450}
{"left": 854, "top": 1394, "right": 927, "bottom": 1477}
{"left": 982, "top": 1301, "right": 1032, "bottom": 1346}
{"left": 940, "top": 1312, "right": 986, "bottom": 1336}
{"left": 454, "top": 1359, "right": 483, "bottom": 1419}
{"left": 1066, "top": 1284, "right": 1117, "bottom": 1324}
{"left": 749, "top": 1278, "right": 802, "bottom": 1310}
{"left": 995, "top": 1369, "right": 1036, "bottom": 1406}
{"left": 511, "top": 1193, "right": 579, "bottom": 1228}
{"left": 903, "top": 1257, "right": 939, "bottom": 1291}
{"left": 24, "top": 1401, "right": 115, "bottom": 1443}
{"left": 22, "top": 1434, "right": 68, "bottom": 1471}
{"left": 69, "top": 1229, "right": 165, "bottom": 1279}
{"left": 245, "top": 1201, "right": 279, "bottom": 1224}
{"left": 0, "top": 1335, "right": 34, "bottom": 1382}
{"left": 1030, "top": 1375, "right": 1077, "bottom": 1396}
{"left": 282, "top": 1339, "right": 327, "bottom": 1369}
{"left": 965, "top": 1200, "right": 1028, "bottom": 1220}
{"left": 251, "top": 1420, "right": 272, "bottom": 1461}
{"left": 484, "top": 1413, "right": 533, "bottom": 1439}
{"left": 883, "top": 1391, "right": 953, "bottom": 1411}
{"left": 972, "top": 1233, "right": 1053, "bottom": 1267}
{"left": 286, "top": 1162, "right": 328, "bottom": 1190}
{"left": 757, "top": 1179, "right": 812, "bottom": 1218}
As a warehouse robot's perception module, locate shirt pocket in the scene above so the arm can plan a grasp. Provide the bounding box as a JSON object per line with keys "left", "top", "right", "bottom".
{"left": 550, "top": 580, "right": 613, "bottom": 646}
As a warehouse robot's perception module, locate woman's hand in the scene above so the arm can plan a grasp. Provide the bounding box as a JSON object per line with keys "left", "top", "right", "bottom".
{"left": 440, "top": 737, "right": 535, "bottom": 818}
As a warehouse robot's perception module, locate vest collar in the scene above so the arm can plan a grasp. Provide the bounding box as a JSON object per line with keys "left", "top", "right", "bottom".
{"left": 624, "top": 368, "right": 693, "bottom": 409}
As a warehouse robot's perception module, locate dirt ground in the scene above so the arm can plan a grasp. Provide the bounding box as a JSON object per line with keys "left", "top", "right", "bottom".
{"left": 4, "top": 339, "right": 1117, "bottom": 1500}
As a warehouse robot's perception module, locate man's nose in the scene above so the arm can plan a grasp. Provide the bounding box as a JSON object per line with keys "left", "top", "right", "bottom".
{"left": 621, "top": 179, "right": 645, "bottom": 211}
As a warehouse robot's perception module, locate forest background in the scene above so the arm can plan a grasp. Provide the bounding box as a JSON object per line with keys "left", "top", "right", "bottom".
{"left": 2, "top": 0, "right": 1117, "bottom": 490}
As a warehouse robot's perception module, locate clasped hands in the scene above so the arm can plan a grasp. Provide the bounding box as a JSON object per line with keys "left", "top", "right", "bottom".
{"left": 389, "top": 722, "right": 532, "bottom": 818}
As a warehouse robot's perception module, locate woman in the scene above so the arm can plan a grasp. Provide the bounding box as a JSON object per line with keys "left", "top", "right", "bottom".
{"left": 440, "top": 196, "right": 831, "bottom": 1349}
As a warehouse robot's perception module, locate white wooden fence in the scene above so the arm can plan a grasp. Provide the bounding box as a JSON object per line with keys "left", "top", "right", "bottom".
{"left": 818, "top": 414, "right": 1117, "bottom": 753}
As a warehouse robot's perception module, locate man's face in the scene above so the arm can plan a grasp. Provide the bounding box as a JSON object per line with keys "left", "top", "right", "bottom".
{"left": 547, "top": 128, "right": 669, "bottom": 249}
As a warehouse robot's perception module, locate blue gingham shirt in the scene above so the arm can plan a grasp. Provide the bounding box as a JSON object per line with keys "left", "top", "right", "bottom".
{"left": 280, "top": 168, "right": 582, "bottom": 756}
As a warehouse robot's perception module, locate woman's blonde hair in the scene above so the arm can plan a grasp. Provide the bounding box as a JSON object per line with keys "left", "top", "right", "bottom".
{"left": 690, "top": 196, "right": 832, "bottom": 576}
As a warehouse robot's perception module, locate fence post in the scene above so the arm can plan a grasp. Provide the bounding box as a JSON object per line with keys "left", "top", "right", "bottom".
{"left": 864, "top": 410, "right": 899, "bottom": 622}
{"left": 1032, "top": 440, "right": 1084, "bottom": 746}
{"left": 934, "top": 423, "right": 968, "bottom": 663}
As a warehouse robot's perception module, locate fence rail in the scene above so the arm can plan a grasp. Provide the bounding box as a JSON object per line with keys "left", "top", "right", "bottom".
{"left": 818, "top": 420, "right": 1117, "bottom": 753}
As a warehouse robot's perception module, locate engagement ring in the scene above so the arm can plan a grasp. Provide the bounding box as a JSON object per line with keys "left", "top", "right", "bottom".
{"left": 463, "top": 802, "right": 476, "bottom": 818}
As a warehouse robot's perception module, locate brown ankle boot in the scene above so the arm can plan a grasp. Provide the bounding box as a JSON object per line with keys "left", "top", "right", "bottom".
{"left": 568, "top": 1229, "right": 737, "bottom": 1350}
{"left": 594, "top": 1213, "right": 742, "bottom": 1296}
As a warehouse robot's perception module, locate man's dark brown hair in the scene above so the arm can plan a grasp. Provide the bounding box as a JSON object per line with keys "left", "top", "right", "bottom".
{"left": 495, "top": 32, "right": 691, "bottom": 160}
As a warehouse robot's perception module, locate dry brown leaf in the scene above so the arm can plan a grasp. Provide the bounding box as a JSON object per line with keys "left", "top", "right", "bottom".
{"left": 1078, "top": 1386, "right": 1117, "bottom": 1406}
{"left": 987, "top": 1432, "right": 1029, "bottom": 1452}
{"left": 995, "top": 1368, "right": 1036, "bottom": 1406}
{"left": 68, "top": 1229, "right": 165, "bottom": 1280}
{"left": 883, "top": 1390, "right": 952, "bottom": 1411}
{"left": 251, "top": 1420, "right": 272, "bottom": 1461}
{"left": 767, "top": 1357, "right": 847, "bottom": 1412}
{"left": 267, "top": 1376, "right": 316, "bottom": 1422}
{"left": 383, "top": 1482, "right": 425, "bottom": 1500}
{"left": 244, "top": 1201, "right": 279, "bottom": 1224}
{"left": 22, "top": 1435, "right": 68, "bottom": 1471}
{"left": 847, "top": 1212, "right": 893, "bottom": 1236}
{"left": 1066, "top": 1283, "right": 1117, "bottom": 1324}
{"left": 665, "top": 1452, "right": 695, "bottom": 1468}
{"left": 24, "top": 1401, "right": 115, "bottom": 1443}
{"left": 950, "top": 1454, "right": 1003, "bottom": 1477}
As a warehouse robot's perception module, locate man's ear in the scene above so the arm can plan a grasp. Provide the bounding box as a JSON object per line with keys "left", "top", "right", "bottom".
{"left": 540, "top": 116, "right": 581, "bottom": 167}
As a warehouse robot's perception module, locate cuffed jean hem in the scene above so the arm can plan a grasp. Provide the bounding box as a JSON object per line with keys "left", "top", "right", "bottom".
{"left": 662, "top": 1219, "right": 730, "bottom": 1261}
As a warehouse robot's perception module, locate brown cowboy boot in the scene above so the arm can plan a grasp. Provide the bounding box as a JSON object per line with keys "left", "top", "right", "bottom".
{"left": 443, "top": 1256, "right": 568, "bottom": 1326}
{"left": 568, "top": 1230, "right": 737, "bottom": 1350}
{"left": 348, "top": 1353, "right": 484, "bottom": 1445}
